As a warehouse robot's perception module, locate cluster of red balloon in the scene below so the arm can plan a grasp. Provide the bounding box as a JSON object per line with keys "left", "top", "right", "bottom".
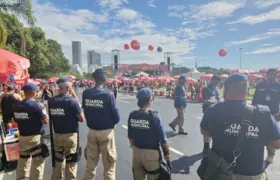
{"left": 124, "top": 40, "right": 163, "bottom": 53}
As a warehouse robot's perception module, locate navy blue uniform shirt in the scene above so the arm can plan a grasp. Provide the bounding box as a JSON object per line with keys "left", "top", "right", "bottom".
{"left": 200, "top": 101, "right": 280, "bottom": 176}
{"left": 48, "top": 94, "right": 82, "bottom": 134}
{"left": 202, "top": 84, "right": 220, "bottom": 113}
{"left": 174, "top": 85, "right": 187, "bottom": 108}
{"left": 252, "top": 81, "right": 280, "bottom": 115}
{"left": 13, "top": 99, "right": 47, "bottom": 136}
{"left": 128, "top": 110, "right": 167, "bottom": 150}
{"left": 82, "top": 87, "right": 120, "bottom": 130}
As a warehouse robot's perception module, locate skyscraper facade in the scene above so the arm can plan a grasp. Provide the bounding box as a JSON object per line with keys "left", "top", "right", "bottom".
{"left": 72, "top": 41, "right": 82, "bottom": 68}
{"left": 87, "top": 50, "right": 101, "bottom": 67}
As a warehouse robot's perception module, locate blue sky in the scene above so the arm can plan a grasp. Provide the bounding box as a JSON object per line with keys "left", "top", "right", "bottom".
{"left": 32, "top": 0, "right": 280, "bottom": 70}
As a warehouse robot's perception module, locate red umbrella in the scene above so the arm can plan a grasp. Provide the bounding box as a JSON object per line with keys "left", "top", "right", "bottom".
{"left": 186, "top": 77, "right": 197, "bottom": 84}
{"left": 48, "top": 77, "right": 58, "bottom": 82}
{"left": 220, "top": 74, "right": 229, "bottom": 79}
{"left": 65, "top": 75, "right": 76, "bottom": 80}
{"left": 200, "top": 74, "right": 213, "bottom": 80}
{"left": 231, "top": 69, "right": 255, "bottom": 74}
{"left": 259, "top": 68, "right": 268, "bottom": 73}
{"left": 28, "top": 79, "right": 41, "bottom": 85}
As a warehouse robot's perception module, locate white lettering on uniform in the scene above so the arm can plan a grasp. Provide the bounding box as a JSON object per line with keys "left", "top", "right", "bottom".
{"left": 85, "top": 99, "right": 104, "bottom": 108}
{"left": 14, "top": 112, "right": 29, "bottom": 120}
{"left": 50, "top": 108, "right": 65, "bottom": 116}
{"left": 224, "top": 123, "right": 259, "bottom": 139}
{"left": 130, "top": 119, "right": 150, "bottom": 129}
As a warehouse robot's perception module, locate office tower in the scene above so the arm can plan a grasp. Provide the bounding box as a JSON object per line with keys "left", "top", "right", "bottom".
{"left": 72, "top": 41, "right": 82, "bottom": 68}
{"left": 87, "top": 50, "right": 101, "bottom": 67}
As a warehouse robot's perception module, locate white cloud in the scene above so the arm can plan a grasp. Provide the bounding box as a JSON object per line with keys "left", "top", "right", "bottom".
{"left": 116, "top": 8, "right": 139, "bottom": 21}
{"left": 254, "top": 0, "right": 280, "bottom": 9}
{"left": 228, "top": 28, "right": 238, "bottom": 31}
{"left": 168, "top": 12, "right": 183, "bottom": 18}
{"left": 226, "top": 28, "right": 280, "bottom": 46}
{"left": 261, "top": 43, "right": 274, "bottom": 46}
{"left": 227, "top": 7, "right": 280, "bottom": 25}
{"left": 168, "top": 5, "right": 185, "bottom": 11}
{"left": 98, "top": 0, "right": 128, "bottom": 10}
{"left": 147, "top": 0, "right": 156, "bottom": 8}
{"left": 245, "top": 46, "right": 280, "bottom": 54}
{"left": 31, "top": 1, "right": 196, "bottom": 67}
{"left": 190, "top": 1, "right": 245, "bottom": 21}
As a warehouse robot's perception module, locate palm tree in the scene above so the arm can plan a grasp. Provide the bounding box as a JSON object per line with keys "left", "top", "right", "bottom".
{"left": 0, "top": 0, "right": 35, "bottom": 53}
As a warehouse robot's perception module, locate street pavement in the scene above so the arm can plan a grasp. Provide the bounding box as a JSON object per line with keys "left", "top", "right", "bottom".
{"left": 1, "top": 92, "right": 280, "bottom": 180}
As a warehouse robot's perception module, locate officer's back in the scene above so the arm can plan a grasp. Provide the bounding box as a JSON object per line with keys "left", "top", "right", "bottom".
{"left": 83, "top": 69, "right": 120, "bottom": 180}
{"left": 200, "top": 73, "right": 280, "bottom": 179}
{"left": 48, "top": 77, "right": 85, "bottom": 180}
{"left": 128, "top": 88, "right": 170, "bottom": 180}
{"left": 13, "top": 83, "right": 49, "bottom": 180}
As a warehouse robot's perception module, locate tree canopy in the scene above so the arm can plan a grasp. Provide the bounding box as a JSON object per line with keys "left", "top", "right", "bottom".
{"left": 1, "top": 12, "right": 70, "bottom": 78}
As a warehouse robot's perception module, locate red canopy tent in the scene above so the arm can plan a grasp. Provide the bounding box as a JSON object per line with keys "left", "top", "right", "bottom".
{"left": 0, "top": 49, "right": 30, "bottom": 84}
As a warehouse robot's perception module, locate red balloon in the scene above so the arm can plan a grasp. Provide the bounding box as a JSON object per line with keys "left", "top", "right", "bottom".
{"left": 124, "top": 44, "right": 130, "bottom": 50}
{"left": 219, "top": 49, "right": 227, "bottom": 57}
{"left": 131, "top": 40, "right": 140, "bottom": 50}
{"left": 148, "top": 45, "right": 154, "bottom": 51}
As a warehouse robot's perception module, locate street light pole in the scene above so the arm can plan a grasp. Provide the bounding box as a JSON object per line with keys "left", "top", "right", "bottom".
{"left": 239, "top": 48, "right": 243, "bottom": 69}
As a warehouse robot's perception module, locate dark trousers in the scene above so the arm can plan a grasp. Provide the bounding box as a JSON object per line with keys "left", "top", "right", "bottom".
{"left": 114, "top": 90, "right": 117, "bottom": 99}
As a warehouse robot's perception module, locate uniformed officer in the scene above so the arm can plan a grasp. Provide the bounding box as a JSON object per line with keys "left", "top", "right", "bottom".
{"left": 0, "top": 85, "right": 22, "bottom": 129}
{"left": 48, "top": 77, "right": 85, "bottom": 180}
{"left": 83, "top": 69, "right": 120, "bottom": 180}
{"left": 200, "top": 73, "right": 280, "bottom": 180}
{"left": 13, "top": 83, "right": 49, "bottom": 180}
{"left": 169, "top": 75, "right": 188, "bottom": 135}
{"left": 128, "top": 88, "right": 170, "bottom": 180}
{"left": 252, "top": 68, "right": 280, "bottom": 165}
{"left": 201, "top": 75, "right": 221, "bottom": 153}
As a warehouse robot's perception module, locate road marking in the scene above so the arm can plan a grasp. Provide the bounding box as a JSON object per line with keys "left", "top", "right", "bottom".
{"left": 117, "top": 100, "right": 130, "bottom": 103}
{"left": 122, "top": 125, "right": 128, "bottom": 129}
{"left": 196, "top": 117, "right": 202, "bottom": 119}
{"left": 170, "top": 147, "right": 184, "bottom": 156}
{"left": 0, "top": 174, "right": 3, "bottom": 179}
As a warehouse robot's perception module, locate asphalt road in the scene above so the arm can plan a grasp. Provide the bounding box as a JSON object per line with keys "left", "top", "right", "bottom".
{"left": 1, "top": 92, "right": 280, "bottom": 180}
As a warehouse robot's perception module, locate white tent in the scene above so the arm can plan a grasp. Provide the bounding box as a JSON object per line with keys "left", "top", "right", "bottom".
{"left": 135, "top": 71, "right": 149, "bottom": 77}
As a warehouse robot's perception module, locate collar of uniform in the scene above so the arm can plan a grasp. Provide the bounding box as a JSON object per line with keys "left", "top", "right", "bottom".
{"left": 224, "top": 100, "right": 246, "bottom": 105}
{"left": 58, "top": 93, "right": 68, "bottom": 97}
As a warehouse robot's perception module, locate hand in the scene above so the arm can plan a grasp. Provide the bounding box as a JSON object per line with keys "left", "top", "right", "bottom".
{"left": 164, "top": 154, "right": 171, "bottom": 161}
{"left": 273, "top": 114, "right": 280, "bottom": 122}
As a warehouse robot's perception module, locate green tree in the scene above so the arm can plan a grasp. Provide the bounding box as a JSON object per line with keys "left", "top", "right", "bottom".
{"left": 45, "top": 39, "right": 70, "bottom": 74}
{"left": 0, "top": 0, "right": 35, "bottom": 53}
{"left": 0, "top": 14, "right": 7, "bottom": 48}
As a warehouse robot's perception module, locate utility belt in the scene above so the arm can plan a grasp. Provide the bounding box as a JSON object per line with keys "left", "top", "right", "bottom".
{"left": 54, "top": 132, "right": 82, "bottom": 164}
{"left": 20, "top": 132, "right": 50, "bottom": 159}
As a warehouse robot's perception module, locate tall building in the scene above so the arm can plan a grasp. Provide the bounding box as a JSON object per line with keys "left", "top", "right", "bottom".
{"left": 87, "top": 50, "right": 101, "bottom": 67}
{"left": 72, "top": 41, "right": 82, "bottom": 68}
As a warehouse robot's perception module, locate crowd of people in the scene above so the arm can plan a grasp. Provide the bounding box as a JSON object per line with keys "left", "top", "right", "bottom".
{"left": 0, "top": 68, "right": 280, "bottom": 180}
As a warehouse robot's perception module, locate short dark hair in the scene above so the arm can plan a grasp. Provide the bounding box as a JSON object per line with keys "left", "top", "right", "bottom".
{"left": 92, "top": 73, "right": 106, "bottom": 84}
{"left": 211, "top": 75, "right": 221, "bottom": 81}
{"left": 7, "top": 85, "right": 14, "bottom": 91}
{"left": 267, "top": 68, "right": 277, "bottom": 74}
{"left": 137, "top": 97, "right": 151, "bottom": 108}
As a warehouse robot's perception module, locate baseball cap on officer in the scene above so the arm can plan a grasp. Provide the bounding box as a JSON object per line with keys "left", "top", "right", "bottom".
{"left": 137, "top": 88, "right": 153, "bottom": 108}
{"left": 56, "top": 77, "right": 71, "bottom": 84}
{"left": 22, "top": 83, "right": 39, "bottom": 92}
{"left": 179, "top": 75, "right": 186, "bottom": 80}
{"left": 224, "top": 73, "right": 248, "bottom": 85}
